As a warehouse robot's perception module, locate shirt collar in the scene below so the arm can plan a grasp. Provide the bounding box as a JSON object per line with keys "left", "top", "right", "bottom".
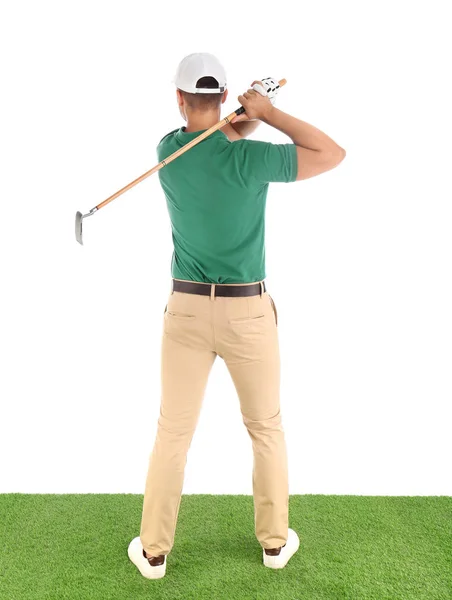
{"left": 175, "top": 126, "right": 228, "bottom": 144}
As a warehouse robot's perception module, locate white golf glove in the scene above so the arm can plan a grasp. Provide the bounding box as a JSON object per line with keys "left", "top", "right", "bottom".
{"left": 252, "top": 77, "right": 280, "bottom": 105}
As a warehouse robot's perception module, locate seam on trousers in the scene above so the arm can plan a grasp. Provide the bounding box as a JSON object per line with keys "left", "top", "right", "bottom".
{"left": 269, "top": 294, "right": 278, "bottom": 326}
{"left": 172, "top": 494, "right": 182, "bottom": 546}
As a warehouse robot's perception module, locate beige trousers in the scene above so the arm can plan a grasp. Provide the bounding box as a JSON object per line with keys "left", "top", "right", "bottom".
{"left": 139, "top": 279, "right": 289, "bottom": 556}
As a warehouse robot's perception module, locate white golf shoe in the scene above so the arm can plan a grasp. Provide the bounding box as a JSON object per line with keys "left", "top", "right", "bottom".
{"left": 263, "top": 528, "right": 300, "bottom": 569}
{"left": 127, "top": 536, "right": 167, "bottom": 579}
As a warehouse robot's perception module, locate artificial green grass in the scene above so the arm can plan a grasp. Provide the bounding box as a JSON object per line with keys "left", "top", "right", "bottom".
{"left": 1, "top": 494, "right": 451, "bottom": 599}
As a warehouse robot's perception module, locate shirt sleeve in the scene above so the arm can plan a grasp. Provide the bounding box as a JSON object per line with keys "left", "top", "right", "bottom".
{"left": 237, "top": 139, "right": 299, "bottom": 185}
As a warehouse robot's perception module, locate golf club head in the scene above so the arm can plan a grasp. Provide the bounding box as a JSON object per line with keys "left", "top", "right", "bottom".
{"left": 75, "top": 207, "right": 98, "bottom": 244}
{"left": 75, "top": 211, "right": 83, "bottom": 245}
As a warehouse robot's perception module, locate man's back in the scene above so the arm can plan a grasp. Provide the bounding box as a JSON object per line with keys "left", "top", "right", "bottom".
{"left": 157, "top": 126, "right": 298, "bottom": 284}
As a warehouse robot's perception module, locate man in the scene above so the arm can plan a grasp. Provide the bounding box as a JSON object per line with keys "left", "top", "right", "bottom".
{"left": 128, "top": 52, "right": 346, "bottom": 579}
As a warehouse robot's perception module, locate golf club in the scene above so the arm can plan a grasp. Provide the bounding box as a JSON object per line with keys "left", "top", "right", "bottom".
{"left": 75, "top": 78, "right": 287, "bottom": 244}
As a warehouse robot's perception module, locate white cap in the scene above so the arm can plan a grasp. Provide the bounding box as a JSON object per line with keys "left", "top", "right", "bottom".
{"left": 172, "top": 52, "right": 227, "bottom": 94}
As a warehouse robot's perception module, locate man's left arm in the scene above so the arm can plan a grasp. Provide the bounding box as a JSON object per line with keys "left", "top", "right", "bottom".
{"left": 220, "top": 78, "right": 279, "bottom": 141}
{"left": 221, "top": 118, "right": 262, "bottom": 141}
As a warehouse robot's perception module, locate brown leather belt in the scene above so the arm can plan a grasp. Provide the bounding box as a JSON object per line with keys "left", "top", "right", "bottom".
{"left": 172, "top": 278, "right": 266, "bottom": 297}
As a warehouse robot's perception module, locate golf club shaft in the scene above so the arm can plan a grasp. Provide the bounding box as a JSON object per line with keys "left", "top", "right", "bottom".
{"left": 94, "top": 78, "right": 287, "bottom": 211}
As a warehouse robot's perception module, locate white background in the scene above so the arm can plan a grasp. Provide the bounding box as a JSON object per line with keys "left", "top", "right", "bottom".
{"left": 1, "top": 0, "right": 450, "bottom": 495}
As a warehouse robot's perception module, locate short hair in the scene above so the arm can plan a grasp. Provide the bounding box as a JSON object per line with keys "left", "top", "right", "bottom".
{"left": 179, "top": 76, "right": 224, "bottom": 111}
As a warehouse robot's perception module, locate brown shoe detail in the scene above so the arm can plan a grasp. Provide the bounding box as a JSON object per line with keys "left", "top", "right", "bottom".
{"left": 142, "top": 548, "right": 165, "bottom": 566}
{"left": 264, "top": 543, "right": 286, "bottom": 556}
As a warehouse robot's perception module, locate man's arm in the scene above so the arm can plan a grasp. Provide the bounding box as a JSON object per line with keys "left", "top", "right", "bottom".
{"left": 236, "top": 87, "right": 346, "bottom": 181}
{"left": 220, "top": 78, "right": 276, "bottom": 141}
{"left": 221, "top": 118, "right": 261, "bottom": 141}
{"left": 262, "top": 107, "right": 344, "bottom": 152}
{"left": 261, "top": 107, "right": 346, "bottom": 181}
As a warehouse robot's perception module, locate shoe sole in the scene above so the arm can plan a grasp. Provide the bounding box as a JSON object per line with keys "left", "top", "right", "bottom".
{"left": 263, "top": 528, "right": 300, "bottom": 569}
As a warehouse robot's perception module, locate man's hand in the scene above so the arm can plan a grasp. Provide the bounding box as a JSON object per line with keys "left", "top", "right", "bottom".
{"left": 232, "top": 80, "right": 274, "bottom": 123}
{"left": 229, "top": 81, "right": 262, "bottom": 123}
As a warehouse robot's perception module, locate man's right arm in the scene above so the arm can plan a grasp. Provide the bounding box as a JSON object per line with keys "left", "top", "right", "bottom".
{"left": 237, "top": 86, "right": 346, "bottom": 182}
{"left": 260, "top": 107, "right": 346, "bottom": 181}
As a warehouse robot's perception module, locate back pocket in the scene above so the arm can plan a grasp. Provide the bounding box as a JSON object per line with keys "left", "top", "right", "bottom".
{"left": 166, "top": 311, "right": 195, "bottom": 319}
{"left": 228, "top": 314, "right": 265, "bottom": 324}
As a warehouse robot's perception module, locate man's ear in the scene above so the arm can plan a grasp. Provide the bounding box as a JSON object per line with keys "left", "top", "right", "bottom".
{"left": 221, "top": 89, "right": 228, "bottom": 104}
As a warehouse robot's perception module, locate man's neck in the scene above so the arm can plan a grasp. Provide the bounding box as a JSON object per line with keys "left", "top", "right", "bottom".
{"left": 185, "top": 111, "right": 220, "bottom": 133}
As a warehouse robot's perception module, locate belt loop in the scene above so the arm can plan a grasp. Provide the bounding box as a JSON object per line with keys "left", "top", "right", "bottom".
{"left": 259, "top": 281, "right": 263, "bottom": 298}
{"left": 210, "top": 283, "right": 216, "bottom": 301}
{"left": 171, "top": 279, "right": 174, "bottom": 295}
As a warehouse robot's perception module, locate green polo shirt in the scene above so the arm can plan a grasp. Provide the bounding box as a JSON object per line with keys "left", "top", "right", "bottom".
{"left": 157, "top": 125, "right": 298, "bottom": 284}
